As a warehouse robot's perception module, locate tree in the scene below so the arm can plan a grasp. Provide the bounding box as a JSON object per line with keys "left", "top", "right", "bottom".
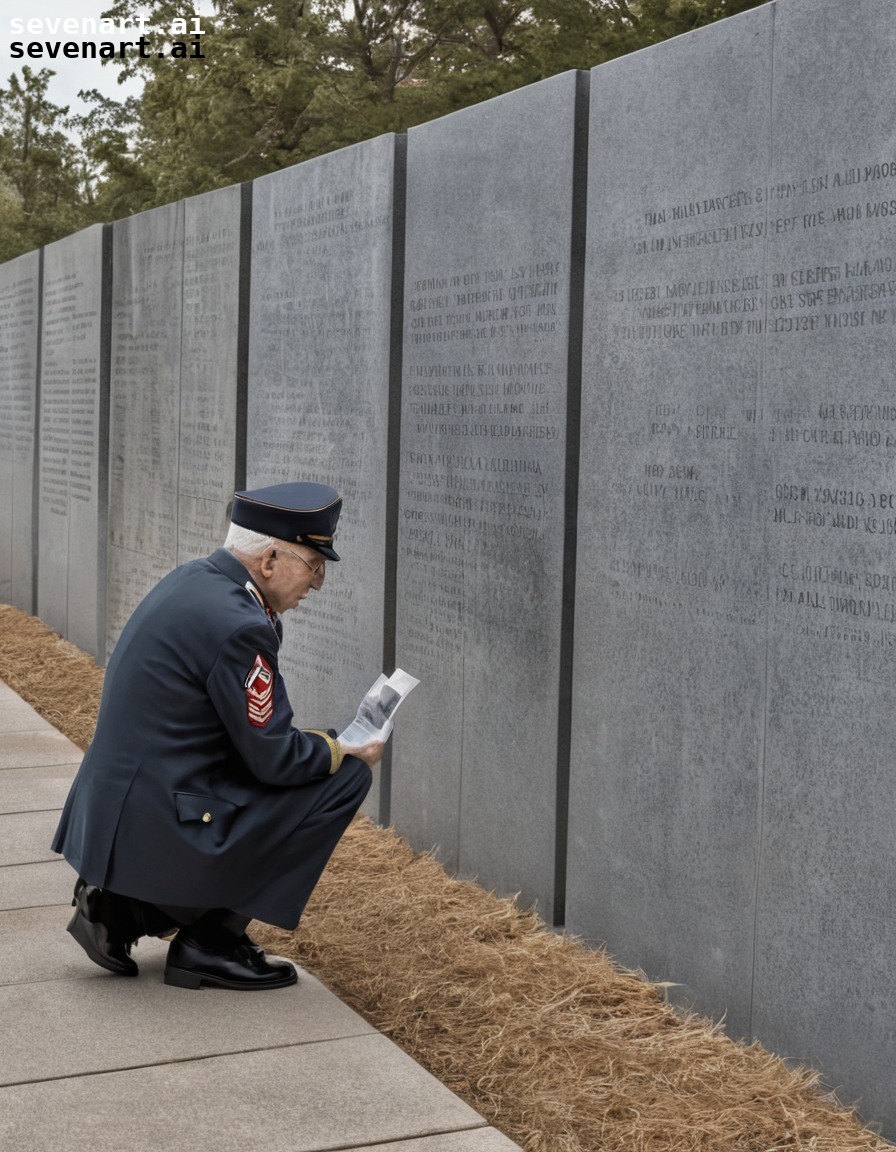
{"left": 0, "top": 0, "right": 771, "bottom": 258}
{"left": 92, "top": 0, "right": 627, "bottom": 196}
{"left": 0, "top": 67, "right": 92, "bottom": 256}
{"left": 67, "top": 89, "right": 149, "bottom": 223}
{"left": 93, "top": 0, "right": 331, "bottom": 204}
{"left": 608, "top": 0, "right": 767, "bottom": 53}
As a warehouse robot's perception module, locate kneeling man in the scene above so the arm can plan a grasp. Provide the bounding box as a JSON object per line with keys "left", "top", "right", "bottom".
{"left": 52, "top": 481, "right": 383, "bottom": 991}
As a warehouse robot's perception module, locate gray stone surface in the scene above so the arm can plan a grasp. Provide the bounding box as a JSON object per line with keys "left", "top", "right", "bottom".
{"left": 107, "top": 202, "right": 185, "bottom": 653}
{"left": 0, "top": 765, "right": 77, "bottom": 813}
{"left": 0, "top": 1034, "right": 498, "bottom": 1152}
{"left": 0, "top": 860, "right": 70, "bottom": 910}
{"left": 0, "top": 695, "right": 52, "bottom": 733}
{"left": 107, "top": 190, "right": 243, "bottom": 657}
{"left": 0, "top": 906, "right": 100, "bottom": 985}
{"left": 0, "top": 954, "right": 373, "bottom": 1086}
{"left": 177, "top": 186, "right": 243, "bottom": 563}
{"left": 392, "top": 73, "right": 587, "bottom": 920}
{"left": 570, "top": 0, "right": 896, "bottom": 1135}
{"left": 0, "top": 730, "right": 80, "bottom": 770}
{"left": 0, "top": 250, "right": 40, "bottom": 613}
{"left": 0, "top": 811, "right": 60, "bottom": 866}
{"left": 751, "top": 0, "right": 896, "bottom": 1131}
{"left": 0, "top": 682, "right": 32, "bottom": 705}
{"left": 248, "top": 135, "right": 402, "bottom": 818}
{"left": 38, "top": 224, "right": 108, "bottom": 657}
{"left": 568, "top": 6, "right": 772, "bottom": 1039}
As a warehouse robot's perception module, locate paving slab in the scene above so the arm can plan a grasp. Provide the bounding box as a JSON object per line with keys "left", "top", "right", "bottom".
{"left": 0, "top": 682, "right": 31, "bottom": 705}
{"left": 0, "top": 694, "right": 53, "bottom": 733}
{"left": 0, "top": 1034, "right": 495, "bottom": 1152}
{"left": 0, "top": 858, "right": 90, "bottom": 910}
{"left": 0, "top": 944, "right": 374, "bottom": 1086}
{"left": 0, "top": 809, "right": 60, "bottom": 865}
{"left": 0, "top": 728, "right": 82, "bottom": 770}
{"left": 0, "top": 764, "right": 77, "bottom": 814}
{"left": 0, "top": 905, "right": 107, "bottom": 985}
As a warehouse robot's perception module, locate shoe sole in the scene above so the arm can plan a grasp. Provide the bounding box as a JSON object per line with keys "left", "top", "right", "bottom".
{"left": 164, "top": 964, "right": 298, "bottom": 991}
{"left": 67, "top": 910, "right": 138, "bottom": 977}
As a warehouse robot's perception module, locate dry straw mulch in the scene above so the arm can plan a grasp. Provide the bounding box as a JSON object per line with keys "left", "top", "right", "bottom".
{"left": 0, "top": 601, "right": 890, "bottom": 1152}
{"left": 0, "top": 605, "right": 104, "bottom": 748}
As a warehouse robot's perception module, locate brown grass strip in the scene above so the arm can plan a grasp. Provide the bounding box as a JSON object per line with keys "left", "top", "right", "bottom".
{"left": 0, "top": 602, "right": 890, "bottom": 1152}
{"left": 0, "top": 604, "right": 104, "bottom": 748}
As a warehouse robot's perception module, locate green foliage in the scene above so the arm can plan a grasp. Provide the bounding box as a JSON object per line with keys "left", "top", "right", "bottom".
{"left": 610, "top": 0, "right": 769, "bottom": 52}
{"left": 0, "top": 0, "right": 769, "bottom": 260}
{"left": 0, "top": 67, "right": 93, "bottom": 257}
{"left": 67, "top": 90, "right": 147, "bottom": 220}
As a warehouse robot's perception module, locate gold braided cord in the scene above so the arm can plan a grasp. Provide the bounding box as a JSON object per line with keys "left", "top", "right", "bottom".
{"left": 302, "top": 729, "right": 345, "bottom": 774}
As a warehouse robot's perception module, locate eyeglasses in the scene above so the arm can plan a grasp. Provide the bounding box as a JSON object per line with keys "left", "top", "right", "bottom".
{"left": 276, "top": 546, "right": 326, "bottom": 579}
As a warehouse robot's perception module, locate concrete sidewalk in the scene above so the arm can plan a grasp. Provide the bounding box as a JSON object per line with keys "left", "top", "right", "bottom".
{"left": 0, "top": 681, "right": 522, "bottom": 1152}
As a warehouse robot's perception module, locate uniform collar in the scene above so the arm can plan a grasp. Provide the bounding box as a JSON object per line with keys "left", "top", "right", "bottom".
{"left": 208, "top": 548, "right": 282, "bottom": 638}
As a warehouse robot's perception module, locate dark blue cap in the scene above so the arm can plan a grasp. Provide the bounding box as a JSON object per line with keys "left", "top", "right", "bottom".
{"left": 231, "top": 483, "right": 342, "bottom": 560}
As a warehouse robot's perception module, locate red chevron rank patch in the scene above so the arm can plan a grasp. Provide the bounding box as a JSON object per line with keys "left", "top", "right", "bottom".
{"left": 244, "top": 654, "right": 274, "bottom": 727}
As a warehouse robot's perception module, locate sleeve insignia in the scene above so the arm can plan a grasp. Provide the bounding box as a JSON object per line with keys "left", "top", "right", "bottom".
{"left": 244, "top": 654, "right": 274, "bottom": 727}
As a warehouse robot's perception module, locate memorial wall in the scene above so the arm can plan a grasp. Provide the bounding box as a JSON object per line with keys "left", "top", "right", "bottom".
{"left": 753, "top": 0, "right": 896, "bottom": 1127}
{"left": 3, "top": 0, "right": 896, "bottom": 1133}
{"left": 0, "top": 249, "right": 41, "bottom": 613}
{"left": 107, "top": 200, "right": 184, "bottom": 651}
{"left": 569, "top": 3, "right": 772, "bottom": 1043}
{"left": 106, "top": 186, "right": 243, "bottom": 655}
{"left": 568, "top": 0, "right": 896, "bottom": 1130}
{"left": 392, "top": 72, "right": 587, "bottom": 922}
{"left": 247, "top": 135, "right": 403, "bottom": 820}
{"left": 178, "top": 186, "right": 247, "bottom": 564}
{"left": 37, "top": 225, "right": 110, "bottom": 658}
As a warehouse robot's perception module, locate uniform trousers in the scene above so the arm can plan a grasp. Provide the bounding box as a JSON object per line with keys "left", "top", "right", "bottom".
{"left": 94, "top": 757, "right": 372, "bottom": 944}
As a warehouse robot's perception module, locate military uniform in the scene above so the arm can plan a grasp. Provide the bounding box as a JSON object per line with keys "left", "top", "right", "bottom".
{"left": 53, "top": 483, "right": 373, "bottom": 988}
{"left": 53, "top": 546, "right": 370, "bottom": 929}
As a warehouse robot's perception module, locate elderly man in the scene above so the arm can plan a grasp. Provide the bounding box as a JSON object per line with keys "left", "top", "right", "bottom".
{"left": 52, "top": 481, "right": 383, "bottom": 991}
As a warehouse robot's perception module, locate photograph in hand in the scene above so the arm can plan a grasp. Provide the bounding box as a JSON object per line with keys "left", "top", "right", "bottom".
{"left": 338, "top": 670, "right": 419, "bottom": 747}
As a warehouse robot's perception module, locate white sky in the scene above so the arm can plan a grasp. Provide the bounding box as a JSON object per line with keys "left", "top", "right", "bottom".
{"left": 0, "top": 1, "right": 216, "bottom": 125}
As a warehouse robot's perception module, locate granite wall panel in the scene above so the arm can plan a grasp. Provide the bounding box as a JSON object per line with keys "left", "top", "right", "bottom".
{"left": 569, "top": 6, "right": 773, "bottom": 1038}
{"left": 247, "top": 135, "right": 403, "bottom": 818}
{"left": 392, "top": 73, "right": 587, "bottom": 921}
{"left": 107, "top": 188, "right": 243, "bottom": 656}
{"left": 0, "top": 250, "right": 41, "bottom": 613}
{"left": 38, "top": 225, "right": 109, "bottom": 657}
{"left": 753, "top": 0, "right": 896, "bottom": 1130}
{"left": 569, "top": 0, "right": 896, "bottom": 1130}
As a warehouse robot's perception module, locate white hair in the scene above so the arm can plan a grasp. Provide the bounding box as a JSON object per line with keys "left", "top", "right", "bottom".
{"left": 224, "top": 523, "right": 273, "bottom": 558}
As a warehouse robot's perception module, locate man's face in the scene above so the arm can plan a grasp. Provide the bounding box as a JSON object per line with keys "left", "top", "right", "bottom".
{"left": 263, "top": 541, "right": 326, "bottom": 613}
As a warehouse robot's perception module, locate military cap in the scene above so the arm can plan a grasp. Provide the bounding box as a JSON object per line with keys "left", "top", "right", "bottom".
{"left": 231, "top": 482, "right": 342, "bottom": 560}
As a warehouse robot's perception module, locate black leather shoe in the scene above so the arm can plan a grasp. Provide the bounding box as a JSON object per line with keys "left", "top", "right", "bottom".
{"left": 66, "top": 886, "right": 139, "bottom": 977}
{"left": 164, "top": 933, "right": 298, "bottom": 990}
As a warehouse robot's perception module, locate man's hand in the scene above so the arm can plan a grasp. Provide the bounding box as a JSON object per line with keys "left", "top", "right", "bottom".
{"left": 342, "top": 739, "right": 385, "bottom": 768}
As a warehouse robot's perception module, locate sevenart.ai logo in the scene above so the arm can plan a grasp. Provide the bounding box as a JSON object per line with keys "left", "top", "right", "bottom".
{"left": 9, "top": 13, "right": 207, "bottom": 62}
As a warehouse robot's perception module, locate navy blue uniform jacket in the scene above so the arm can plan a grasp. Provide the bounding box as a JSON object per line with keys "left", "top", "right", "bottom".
{"left": 52, "top": 548, "right": 365, "bottom": 929}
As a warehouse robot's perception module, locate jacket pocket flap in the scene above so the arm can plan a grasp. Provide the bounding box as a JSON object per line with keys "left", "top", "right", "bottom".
{"left": 174, "top": 792, "right": 241, "bottom": 826}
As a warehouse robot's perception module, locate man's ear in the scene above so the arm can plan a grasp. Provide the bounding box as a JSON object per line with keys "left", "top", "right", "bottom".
{"left": 258, "top": 545, "right": 278, "bottom": 579}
